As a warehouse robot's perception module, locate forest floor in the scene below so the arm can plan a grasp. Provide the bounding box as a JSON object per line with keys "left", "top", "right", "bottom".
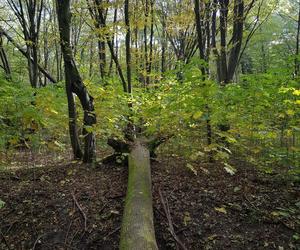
{"left": 0, "top": 151, "right": 299, "bottom": 250}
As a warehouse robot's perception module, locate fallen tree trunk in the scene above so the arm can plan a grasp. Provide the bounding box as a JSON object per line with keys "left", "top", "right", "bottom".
{"left": 120, "top": 139, "right": 158, "bottom": 250}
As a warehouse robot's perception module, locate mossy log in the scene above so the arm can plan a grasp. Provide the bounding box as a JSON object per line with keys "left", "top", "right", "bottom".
{"left": 120, "top": 139, "right": 158, "bottom": 250}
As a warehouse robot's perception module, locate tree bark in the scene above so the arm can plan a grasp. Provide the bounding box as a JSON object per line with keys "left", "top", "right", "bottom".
{"left": 295, "top": 1, "right": 300, "bottom": 76}
{"left": 109, "top": 7, "right": 118, "bottom": 77}
{"left": 66, "top": 84, "right": 83, "bottom": 159}
{"left": 125, "top": 0, "right": 132, "bottom": 94}
{"left": 0, "top": 33, "right": 12, "bottom": 80}
{"left": 120, "top": 140, "right": 158, "bottom": 250}
{"left": 194, "top": 0, "right": 206, "bottom": 76}
{"left": 94, "top": 0, "right": 107, "bottom": 78}
{"left": 227, "top": 0, "right": 244, "bottom": 82}
{"left": 56, "top": 0, "right": 96, "bottom": 163}
{"left": 219, "top": 0, "right": 229, "bottom": 84}
{"left": 216, "top": 0, "right": 244, "bottom": 84}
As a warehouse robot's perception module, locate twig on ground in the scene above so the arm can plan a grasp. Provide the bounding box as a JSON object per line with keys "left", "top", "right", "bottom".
{"left": 99, "top": 201, "right": 110, "bottom": 214}
{"left": 158, "top": 188, "right": 188, "bottom": 250}
{"left": 0, "top": 229, "right": 11, "bottom": 250}
{"left": 108, "top": 194, "right": 124, "bottom": 199}
{"left": 72, "top": 192, "right": 87, "bottom": 232}
{"left": 154, "top": 206, "right": 180, "bottom": 229}
{"left": 32, "top": 234, "right": 47, "bottom": 250}
{"left": 175, "top": 226, "right": 189, "bottom": 235}
{"left": 104, "top": 226, "right": 121, "bottom": 239}
{"left": 64, "top": 220, "right": 73, "bottom": 246}
{"left": 5, "top": 221, "right": 17, "bottom": 235}
{"left": 244, "top": 194, "right": 260, "bottom": 211}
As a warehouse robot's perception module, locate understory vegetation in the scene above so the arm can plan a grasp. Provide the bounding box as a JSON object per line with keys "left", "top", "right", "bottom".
{"left": 0, "top": 0, "right": 299, "bottom": 249}
{"left": 1, "top": 66, "right": 299, "bottom": 177}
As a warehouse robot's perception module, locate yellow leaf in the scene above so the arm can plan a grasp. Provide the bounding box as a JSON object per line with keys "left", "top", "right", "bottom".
{"left": 287, "top": 130, "right": 293, "bottom": 136}
{"left": 193, "top": 111, "right": 203, "bottom": 120}
{"left": 295, "top": 100, "right": 300, "bottom": 105}
{"left": 214, "top": 207, "right": 227, "bottom": 214}
{"left": 293, "top": 89, "right": 300, "bottom": 96}
{"left": 50, "top": 109, "right": 58, "bottom": 115}
{"left": 207, "top": 234, "right": 218, "bottom": 241}
{"left": 286, "top": 110, "right": 295, "bottom": 116}
{"left": 9, "top": 137, "right": 18, "bottom": 145}
{"left": 186, "top": 163, "right": 197, "bottom": 175}
{"left": 183, "top": 212, "right": 191, "bottom": 226}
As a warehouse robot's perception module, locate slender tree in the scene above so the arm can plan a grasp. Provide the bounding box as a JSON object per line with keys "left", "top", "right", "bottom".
{"left": 295, "top": 0, "right": 300, "bottom": 76}
{"left": 125, "top": 0, "right": 132, "bottom": 93}
{"left": 6, "top": 0, "right": 44, "bottom": 87}
{"left": 86, "top": 0, "right": 127, "bottom": 91}
{"left": 194, "top": 0, "right": 206, "bottom": 75}
{"left": 56, "top": 0, "right": 96, "bottom": 163}
{"left": 0, "top": 26, "right": 56, "bottom": 83}
{"left": 212, "top": 0, "right": 245, "bottom": 84}
{"left": 0, "top": 32, "right": 11, "bottom": 80}
{"left": 86, "top": 0, "right": 107, "bottom": 79}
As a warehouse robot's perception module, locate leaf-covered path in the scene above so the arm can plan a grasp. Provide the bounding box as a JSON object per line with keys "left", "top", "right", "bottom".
{"left": 0, "top": 155, "right": 299, "bottom": 249}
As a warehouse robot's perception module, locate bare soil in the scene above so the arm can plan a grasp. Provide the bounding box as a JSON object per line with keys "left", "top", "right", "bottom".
{"left": 0, "top": 153, "right": 299, "bottom": 250}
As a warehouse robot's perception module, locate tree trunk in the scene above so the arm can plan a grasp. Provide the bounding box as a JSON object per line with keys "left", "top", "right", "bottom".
{"left": 109, "top": 7, "right": 118, "bottom": 77}
{"left": 219, "top": 0, "right": 229, "bottom": 84}
{"left": 147, "top": 0, "right": 155, "bottom": 85}
{"left": 56, "top": 0, "right": 96, "bottom": 163}
{"left": 125, "top": 0, "right": 132, "bottom": 93}
{"left": 43, "top": 8, "right": 50, "bottom": 86}
{"left": 144, "top": 0, "right": 154, "bottom": 86}
{"left": 227, "top": 0, "right": 244, "bottom": 82}
{"left": 120, "top": 140, "right": 158, "bottom": 250}
{"left": 161, "top": 24, "right": 167, "bottom": 75}
{"left": 194, "top": 0, "right": 213, "bottom": 160}
{"left": 216, "top": 0, "right": 244, "bottom": 84}
{"left": 66, "top": 84, "right": 83, "bottom": 159}
{"left": 295, "top": 1, "right": 300, "bottom": 76}
{"left": 194, "top": 0, "right": 206, "bottom": 76}
{"left": 0, "top": 34, "right": 12, "bottom": 80}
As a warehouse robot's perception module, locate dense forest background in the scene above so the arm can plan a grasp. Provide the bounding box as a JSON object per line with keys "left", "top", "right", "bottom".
{"left": 0, "top": 0, "right": 300, "bottom": 249}
{"left": 0, "top": 0, "right": 299, "bottom": 173}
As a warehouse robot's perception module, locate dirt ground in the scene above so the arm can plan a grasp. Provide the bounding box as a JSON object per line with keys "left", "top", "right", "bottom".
{"left": 0, "top": 152, "right": 299, "bottom": 250}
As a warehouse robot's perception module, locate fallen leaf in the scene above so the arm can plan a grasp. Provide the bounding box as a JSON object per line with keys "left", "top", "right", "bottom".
{"left": 214, "top": 207, "right": 227, "bottom": 214}
{"left": 183, "top": 212, "right": 191, "bottom": 226}
{"left": 0, "top": 199, "right": 5, "bottom": 209}
{"left": 224, "top": 163, "right": 237, "bottom": 175}
{"left": 186, "top": 163, "right": 197, "bottom": 175}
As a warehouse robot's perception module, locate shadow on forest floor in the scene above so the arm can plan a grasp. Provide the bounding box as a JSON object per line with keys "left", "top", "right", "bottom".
{"left": 0, "top": 151, "right": 299, "bottom": 250}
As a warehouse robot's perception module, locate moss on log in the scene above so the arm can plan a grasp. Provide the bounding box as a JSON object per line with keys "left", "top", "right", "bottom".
{"left": 120, "top": 139, "right": 158, "bottom": 250}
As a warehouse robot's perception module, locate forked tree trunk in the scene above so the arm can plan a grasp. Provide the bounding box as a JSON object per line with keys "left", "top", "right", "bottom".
{"left": 120, "top": 139, "right": 158, "bottom": 250}
{"left": 56, "top": 0, "right": 96, "bottom": 163}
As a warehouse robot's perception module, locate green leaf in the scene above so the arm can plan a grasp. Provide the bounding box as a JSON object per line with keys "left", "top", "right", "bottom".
{"left": 0, "top": 199, "right": 5, "bottom": 209}
{"left": 186, "top": 163, "right": 197, "bottom": 175}
{"left": 193, "top": 111, "right": 203, "bottom": 120}
{"left": 224, "top": 163, "right": 237, "bottom": 175}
